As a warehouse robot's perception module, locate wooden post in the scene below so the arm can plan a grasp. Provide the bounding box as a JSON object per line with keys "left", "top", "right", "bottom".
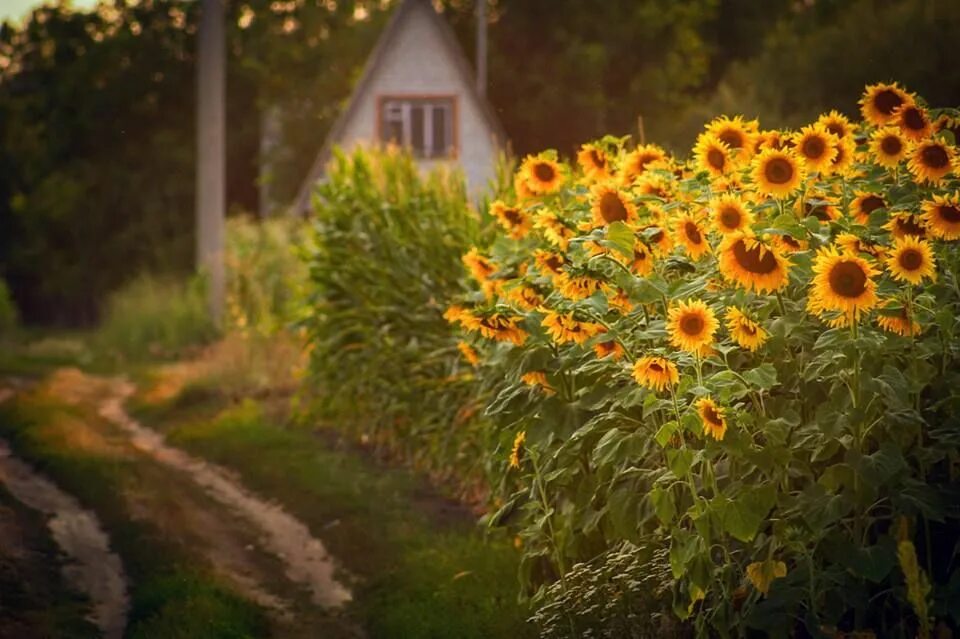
{"left": 196, "top": 0, "right": 225, "bottom": 323}
{"left": 637, "top": 114, "right": 646, "bottom": 146}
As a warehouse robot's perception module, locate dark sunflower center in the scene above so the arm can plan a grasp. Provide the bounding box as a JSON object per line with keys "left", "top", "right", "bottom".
{"left": 684, "top": 221, "right": 703, "bottom": 244}
{"left": 938, "top": 205, "right": 960, "bottom": 223}
{"left": 599, "top": 191, "right": 628, "bottom": 223}
{"left": 805, "top": 202, "right": 831, "bottom": 222}
{"left": 732, "top": 239, "right": 779, "bottom": 274}
{"left": 832, "top": 146, "right": 846, "bottom": 165}
{"left": 899, "top": 248, "right": 923, "bottom": 271}
{"left": 649, "top": 362, "right": 664, "bottom": 373}
{"left": 533, "top": 162, "right": 556, "bottom": 182}
{"left": 590, "top": 149, "right": 606, "bottom": 169}
{"left": 719, "top": 206, "right": 741, "bottom": 229}
{"left": 707, "top": 148, "right": 726, "bottom": 170}
{"left": 896, "top": 216, "right": 926, "bottom": 237}
{"left": 703, "top": 406, "right": 723, "bottom": 426}
{"left": 719, "top": 130, "right": 744, "bottom": 149}
{"left": 921, "top": 144, "right": 949, "bottom": 169}
{"left": 635, "top": 153, "right": 657, "bottom": 173}
{"left": 649, "top": 228, "right": 664, "bottom": 243}
{"left": 680, "top": 314, "right": 704, "bottom": 336}
{"left": 802, "top": 136, "right": 826, "bottom": 159}
{"left": 764, "top": 158, "right": 794, "bottom": 185}
{"left": 880, "top": 135, "right": 903, "bottom": 156}
{"left": 828, "top": 261, "right": 868, "bottom": 298}
{"left": 740, "top": 321, "right": 757, "bottom": 336}
{"left": 861, "top": 195, "right": 885, "bottom": 215}
{"left": 902, "top": 106, "right": 925, "bottom": 131}
{"left": 875, "top": 89, "right": 904, "bottom": 116}
{"left": 545, "top": 256, "right": 563, "bottom": 272}
{"left": 825, "top": 123, "right": 845, "bottom": 138}
{"left": 782, "top": 234, "right": 801, "bottom": 248}
{"left": 634, "top": 248, "right": 647, "bottom": 261}
{"left": 503, "top": 208, "right": 523, "bottom": 225}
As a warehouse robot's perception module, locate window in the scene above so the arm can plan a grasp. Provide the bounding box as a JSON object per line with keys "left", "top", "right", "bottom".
{"left": 379, "top": 96, "right": 456, "bottom": 159}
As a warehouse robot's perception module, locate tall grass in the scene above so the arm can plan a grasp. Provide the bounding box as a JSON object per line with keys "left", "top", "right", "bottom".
{"left": 96, "top": 274, "right": 218, "bottom": 361}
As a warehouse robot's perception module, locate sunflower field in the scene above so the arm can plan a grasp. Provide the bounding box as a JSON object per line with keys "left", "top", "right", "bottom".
{"left": 447, "top": 83, "right": 960, "bottom": 636}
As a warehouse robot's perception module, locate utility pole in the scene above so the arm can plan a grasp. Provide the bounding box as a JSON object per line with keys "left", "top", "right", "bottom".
{"left": 475, "top": 0, "right": 487, "bottom": 98}
{"left": 196, "top": 0, "right": 226, "bottom": 323}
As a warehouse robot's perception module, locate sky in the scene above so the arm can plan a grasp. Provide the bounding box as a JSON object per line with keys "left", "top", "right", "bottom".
{"left": 1, "top": 0, "right": 97, "bottom": 24}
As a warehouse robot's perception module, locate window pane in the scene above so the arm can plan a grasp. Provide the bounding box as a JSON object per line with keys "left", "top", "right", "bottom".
{"left": 432, "top": 106, "right": 446, "bottom": 157}
{"left": 410, "top": 105, "right": 425, "bottom": 156}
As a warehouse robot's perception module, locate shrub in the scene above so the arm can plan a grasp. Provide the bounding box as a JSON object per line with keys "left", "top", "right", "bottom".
{"left": 450, "top": 87, "right": 960, "bottom": 636}
{"left": 300, "top": 147, "right": 492, "bottom": 493}
{"left": 96, "top": 274, "right": 218, "bottom": 360}
{"left": 0, "top": 278, "right": 19, "bottom": 338}
{"left": 225, "top": 215, "right": 308, "bottom": 336}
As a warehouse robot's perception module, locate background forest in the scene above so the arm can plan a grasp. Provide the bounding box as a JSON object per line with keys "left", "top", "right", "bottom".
{"left": 1, "top": 0, "right": 958, "bottom": 326}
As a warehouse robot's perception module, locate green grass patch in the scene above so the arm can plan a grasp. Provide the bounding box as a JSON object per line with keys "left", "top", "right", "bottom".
{"left": 0, "top": 395, "right": 269, "bottom": 639}
{"left": 154, "top": 396, "right": 533, "bottom": 639}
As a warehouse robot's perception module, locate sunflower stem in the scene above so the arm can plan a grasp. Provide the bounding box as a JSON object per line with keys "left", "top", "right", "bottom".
{"left": 669, "top": 385, "right": 700, "bottom": 515}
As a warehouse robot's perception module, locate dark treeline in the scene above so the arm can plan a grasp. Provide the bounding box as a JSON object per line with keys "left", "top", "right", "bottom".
{"left": 1, "top": 0, "right": 958, "bottom": 325}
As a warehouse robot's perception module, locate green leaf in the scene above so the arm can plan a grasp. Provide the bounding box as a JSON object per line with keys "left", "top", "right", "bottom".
{"left": 655, "top": 420, "right": 678, "bottom": 447}
{"left": 742, "top": 363, "right": 779, "bottom": 391}
{"left": 717, "top": 483, "right": 776, "bottom": 542}
{"left": 666, "top": 448, "right": 694, "bottom": 477}
{"left": 604, "top": 221, "right": 635, "bottom": 258}
{"left": 649, "top": 486, "right": 676, "bottom": 526}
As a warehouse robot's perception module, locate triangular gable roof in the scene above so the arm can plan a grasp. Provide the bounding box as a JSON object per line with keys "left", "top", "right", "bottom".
{"left": 291, "top": 0, "right": 506, "bottom": 213}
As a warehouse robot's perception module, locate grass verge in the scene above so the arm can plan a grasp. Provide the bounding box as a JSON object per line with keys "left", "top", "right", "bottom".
{"left": 136, "top": 389, "right": 533, "bottom": 639}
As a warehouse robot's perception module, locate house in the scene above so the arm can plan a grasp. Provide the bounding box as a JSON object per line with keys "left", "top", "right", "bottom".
{"left": 291, "top": 0, "right": 506, "bottom": 213}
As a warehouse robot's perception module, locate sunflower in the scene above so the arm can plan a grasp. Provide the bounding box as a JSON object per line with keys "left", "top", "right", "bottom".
{"left": 753, "top": 129, "right": 790, "bottom": 154}
{"left": 769, "top": 233, "right": 808, "bottom": 254}
{"left": 921, "top": 192, "right": 960, "bottom": 240}
{"left": 630, "top": 241, "right": 655, "bottom": 276}
{"left": 541, "top": 311, "right": 605, "bottom": 345}
{"left": 710, "top": 194, "right": 754, "bottom": 235}
{"left": 514, "top": 172, "right": 535, "bottom": 203}
{"left": 443, "top": 304, "right": 472, "bottom": 327}
{"left": 457, "top": 341, "right": 481, "bottom": 367}
{"left": 793, "top": 124, "right": 838, "bottom": 172}
{"left": 508, "top": 430, "right": 525, "bottom": 469}
{"left": 490, "top": 201, "right": 531, "bottom": 239}
{"left": 798, "top": 196, "right": 840, "bottom": 223}
{"left": 667, "top": 299, "right": 718, "bottom": 354}
{"left": 641, "top": 224, "right": 674, "bottom": 256}
{"left": 893, "top": 103, "right": 932, "bottom": 141}
{"left": 533, "top": 249, "right": 565, "bottom": 277}
{"left": 508, "top": 285, "right": 545, "bottom": 311}
{"left": 850, "top": 192, "right": 886, "bottom": 225}
{"left": 818, "top": 110, "right": 854, "bottom": 141}
{"left": 593, "top": 339, "right": 625, "bottom": 360}
{"left": 632, "top": 356, "right": 679, "bottom": 393}
{"left": 886, "top": 236, "right": 936, "bottom": 285}
{"left": 725, "top": 307, "right": 769, "bottom": 352}
{"left": 533, "top": 209, "right": 575, "bottom": 250}
{"left": 695, "top": 397, "right": 728, "bottom": 441}
{"left": 835, "top": 233, "right": 886, "bottom": 260}
{"left": 860, "top": 82, "right": 913, "bottom": 126}
{"left": 718, "top": 233, "right": 791, "bottom": 293}
{"left": 635, "top": 174, "right": 672, "bottom": 200}
{"left": 752, "top": 148, "right": 804, "bottom": 198}
{"left": 462, "top": 247, "right": 496, "bottom": 282}
{"left": 693, "top": 133, "right": 732, "bottom": 177}
{"left": 605, "top": 285, "right": 634, "bottom": 314}
{"left": 577, "top": 143, "right": 612, "bottom": 181}
{"left": 590, "top": 182, "right": 638, "bottom": 227}
{"left": 555, "top": 273, "right": 602, "bottom": 301}
{"left": 908, "top": 139, "right": 955, "bottom": 184}
{"left": 474, "top": 313, "right": 528, "bottom": 346}
{"left": 675, "top": 215, "right": 711, "bottom": 260}
{"left": 705, "top": 115, "right": 756, "bottom": 164}
{"left": 809, "top": 246, "right": 879, "bottom": 323}
{"left": 521, "top": 371, "right": 554, "bottom": 394}
{"left": 869, "top": 127, "right": 911, "bottom": 168}
{"left": 826, "top": 136, "right": 857, "bottom": 176}
{"left": 876, "top": 302, "right": 920, "bottom": 337}
{"left": 618, "top": 144, "right": 667, "bottom": 186}
{"left": 519, "top": 154, "right": 565, "bottom": 194}
{"left": 934, "top": 115, "right": 960, "bottom": 143}
{"left": 884, "top": 212, "right": 927, "bottom": 240}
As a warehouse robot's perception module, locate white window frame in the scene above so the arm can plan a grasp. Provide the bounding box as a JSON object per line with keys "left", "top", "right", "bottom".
{"left": 378, "top": 96, "right": 456, "bottom": 159}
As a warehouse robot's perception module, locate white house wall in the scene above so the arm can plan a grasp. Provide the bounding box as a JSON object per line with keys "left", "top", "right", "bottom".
{"left": 334, "top": 1, "right": 498, "bottom": 193}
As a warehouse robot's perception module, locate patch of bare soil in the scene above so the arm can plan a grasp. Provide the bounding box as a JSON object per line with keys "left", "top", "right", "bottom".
{"left": 0, "top": 435, "right": 128, "bottom": 639}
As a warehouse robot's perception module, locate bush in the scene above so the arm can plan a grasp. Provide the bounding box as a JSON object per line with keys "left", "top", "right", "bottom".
{"left": 450, "top": 88, "right": 960, "bottom": 636}
{"left": 225, "top": 215, "right": 308, "bottom": 336}
{"left": 0, "top": 278, "right": 19, "bottom": 338}
{"left": 300, "top": 147, "right": 491, "bottom": 493}
{"left": 96, "top": 274, "right": 218, "bottom": 360}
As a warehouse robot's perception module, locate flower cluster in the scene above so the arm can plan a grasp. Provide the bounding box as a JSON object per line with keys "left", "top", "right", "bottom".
{"left": 447, "top": 84, "right": 960, "bottom": 634}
